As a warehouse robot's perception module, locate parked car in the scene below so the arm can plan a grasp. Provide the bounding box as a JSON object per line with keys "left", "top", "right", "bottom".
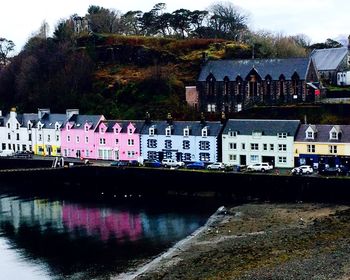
{"left": 319, "top": 165, "right": 349, "bottom": 176}
{"left": 246, "top": 162, "right": 273, "bottom": 172}
{"left": 291, "top": 165, "right": 313, "bottom": 175}
{"left": 12, "top": 151, "right": 33, "bottom": 159}
{"left": 161, "top": 158, "right": 185, "bottom": 168}
{"left": 207, "top": 162, "right": 225, "bottom": 170}
{"left": 128, "top": 160, "right": 140, "bottom": 167}
{"left": 143, "top": 159, "right": 162, "bottom": 168}
{"left": 186, "top": 161, "right": 205, "bottom": 170}
{"left": 110, "top": 160, "right": 128, "bottom": 167}
{"left": 0, "top": 150, "right": 14, "bottom": 157}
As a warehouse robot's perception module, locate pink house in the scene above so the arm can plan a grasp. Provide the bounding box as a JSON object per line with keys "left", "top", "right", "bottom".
{"left": 94, "top": 120, "right": 144, "bottom": 161}
{"left": 61, "top": 110, "right": 105, "bottom": 159}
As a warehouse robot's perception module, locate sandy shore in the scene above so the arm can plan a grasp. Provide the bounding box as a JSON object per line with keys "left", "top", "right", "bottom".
{"left": 116, "top": 202, "right": 350, "bottom": 280}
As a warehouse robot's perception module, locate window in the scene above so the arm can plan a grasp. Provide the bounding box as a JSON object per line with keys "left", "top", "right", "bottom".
{"left": 16, "top": 123, "right": 19, "bottom": 130}
{"left": 165, "top": 127, "right": 171, "bottom": 136}
{"left": 47, "top": 135, "right": 51, "bottom": 142}
{"left": 16, "top": 133, "right": 19, "bottom": 141}
{"left": 278, "top": 144, "right": 287, "bottom": 152}
{"left": 329, "top": 145, "right": 337, "bottom": 154}
{"left": 84, "top": 125, "right": 89, "bottom": 132}
{"left": 28, "top": 123, "right": 32, "bottom": 130}
{"left": 278, "top": 156, "right": 287, "bottom": 163}
{"left": 228, "top": 131, "right": 237, "bottom": 137}
{"left": 165, "top": 151, "right": 172, "bottom": 159}
{"left": 183, "top": 153, "right": 191, "bottom": 161}
{"left": 38, "top": 124, "right": 42, "bottom": 131}
{"left": 85, "top": 150, "right": 90, "bottom": 157}
{"left": 207, "top": 104, "right": 216, "bottom": 112}
{"left": 22, "top": 145, "right": 26, "bottom": 151}
{"left": 330, "top": 131, "right": 338, "bottom": 140}
{"left": 115, "top": 139, "right": 119, "bottom": 145}
{"left": 56, "top": 148, "right": 61, "bottom": 154}
{"left": 76, "top": 136, "right": 80, "bottom": 143}
{"left": 147, "top": 139, "right": 157, "bottom": 148}
{"left": 250, "top": 143, "right": 259, "bottom": 150}
{"left": 278, "top": 132, "right": 287, "bottom": 139}
{"left": 229, "top": 143, "right": 237, "bottom": 150}
{"left": 202, "top": 128, "right": 208, "bottom": 137}
{"left": 199, "top": 141, "right": 210, "bottom": 150}
{"left": 250, "top": 155, "right": 259, "bottom": 162}
{"left": 128, "top": 128, "right": 133, "bottom": 134}
{"left": 128, "top": 139, "right": 134, "bottom": 146}
{"left": 147, "top": 151, "right": 158, "bottom": 160}
{"left": 85, "top": 136, "right": 89, "bottom": 143}
{"left": 263, "top": 144, "right": 267, "bottom": 151}
{"left": 1, "top": 143, "right": 5, "bottom": 150}
{"left": 306, "top": 131, "right": 314, "bottom": 139}
{"left": 56, "top": 135, "right": 59, "bottom": 141}
{"left": 114, "top": 128, "right": 119, "bottom": 134}
{"left": 149, "top": 127, "right": 155, "bottom": 136}
{"left": 67, "top": 135, "right": 71, "bottom": 142}
{"left": 29, "top": 145, "right": 32, "bottom": 152}
{"left": 7, "top": 133, "right": 10, "bottom": 140}
{"left": 183, "top": 128, "right": 189, "bottom": 137}
{"left": 241, "top": 143, "right": 246, "bottom": 150}
{"left": 100, "top": 138, "right": 106, "bottom": 145}
{"left": 165, "top": 140, "right": 172, "bottom": 149}
{"left": 183, "top": 140, "right": 190, "bottom": 149}
{"left": 8, "top": 144, "right": 11, "bottom": 150}
{"left": 7, "top": 123, "right": 10, "bottom": 129}
{"left": 28, "top": 134, "right": 32, "bottom": 141}
{"left": 307, "top": 144, "right": 315, "bottom": 153}
{"left": 229, "top": 154, "right": 237, "bottom": 161}
{"left": 199, "top": 153, "right": 210, "bottom": 162}
{"left": 270, "top": 144, "right": 274, "bottom": 151}
{"left": 100, "top": 127, "right": 105, "bottom": 133}
{"left": 39, "top": 134, "right": 42, "bottom": 141}
{"left": 55, "top": 124, "right": 60, "bottom": 131}
{"left": 127, "top": 151, "right": 135, "bottom": 158}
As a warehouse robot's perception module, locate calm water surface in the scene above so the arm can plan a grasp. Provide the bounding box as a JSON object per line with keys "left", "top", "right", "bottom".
{"left": 0, "top": 188, "right": 214, "bottom": 280}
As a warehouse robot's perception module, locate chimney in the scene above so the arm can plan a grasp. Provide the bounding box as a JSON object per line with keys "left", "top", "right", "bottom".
{"left": 66, "top": 109, "right": 79, "bottom": 119}
{"left": 145, "top": 111, "right": 151, "bottom": 125}
{"left": 10, "top": 107, "right": 17, "bottom": 119}
{"left": 200, "top": 112, "right": 206, "bottom": 126}
{"left": 220, "top": 111, "right": 227, "bottom": 124}
{"left": 166, "top": 112, "right": 173, "bottom": 125}
{"left": 348, "top": 35, "right": 350, "bottom": 50}
{"left": 38, "top": 108, "right": 50, "bottom": 119}
{"left": 304, "top": 115, "right": 307, "bottom": 125}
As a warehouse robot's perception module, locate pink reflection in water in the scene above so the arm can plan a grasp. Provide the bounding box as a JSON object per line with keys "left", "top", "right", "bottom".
{"left": 62, "top": 204, "right": 142, "bottom": 241}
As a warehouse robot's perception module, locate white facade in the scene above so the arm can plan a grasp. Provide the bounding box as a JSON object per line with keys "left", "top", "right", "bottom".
{"left": 337, "top": 71, "right": 350, "bottom": 86}
{"left": 0, "top": 109, "right": 36, "bottom": 155}
{"left": 222, "top": 120, "right": 300, "bottom": 168}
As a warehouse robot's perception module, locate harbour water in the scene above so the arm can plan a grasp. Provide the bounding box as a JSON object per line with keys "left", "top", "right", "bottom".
{"left": 0, "top": 185, "right": 215, "bottom": 280}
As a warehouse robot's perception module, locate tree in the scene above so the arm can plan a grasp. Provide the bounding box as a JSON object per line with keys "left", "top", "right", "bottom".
{"left": 309, "top": 38, "right": 343, "bottom": 50}
{"left": 86, "top": 5, "right": 121, "bottom": 33}
{"left": 171, "top": 9, "right": 192, "bottom": 39}
{"left": 121, "top": 11, "right": 143, "bottom": 35}
{"left": 208, "top": 2, "right": 248, "bottom": 40}
{"left": 0, "top": 38, "right": 15, "bottom": 68}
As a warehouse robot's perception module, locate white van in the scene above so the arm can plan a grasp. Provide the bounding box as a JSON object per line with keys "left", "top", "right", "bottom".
{"left": 161, "top": 158, "right": 185, "bottom": 168}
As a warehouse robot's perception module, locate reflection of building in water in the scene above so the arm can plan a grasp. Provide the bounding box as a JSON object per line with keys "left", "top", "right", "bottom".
{"left": 62, "top": 204, "right": 142, "bottom": 241}
{"left": 0, "top": 197, "right": 63, "bottom": 231}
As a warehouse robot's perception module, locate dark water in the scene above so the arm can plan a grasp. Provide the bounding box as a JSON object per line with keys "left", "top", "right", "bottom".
{"left": 0, "top": 187, "right": 215, "bottom": 280}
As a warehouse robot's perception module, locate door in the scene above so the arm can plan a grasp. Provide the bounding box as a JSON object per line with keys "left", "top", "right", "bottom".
{"left": 240, "top": 155, "right": 246, "bottom": 165}
{"left": 114, "top": 150, "right": 119, "bottom": 160}
{"left": 47, "top": 145, "right": 52, "bottom": 156}
{"left": 76, "top": 150, "right": 81, "bottom": 158}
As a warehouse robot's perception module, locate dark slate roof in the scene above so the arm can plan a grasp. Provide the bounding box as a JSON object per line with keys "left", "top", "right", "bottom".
{"left": 68, "top": 114, "right": 103, "bottom": 129}
{"left": 98, "top": 120, "right": 145, "bottom": 133}
{"left": 295, "top": 124, "right": 350, "bottom": 143}
{"left": 2, "top": 113, "right": 39, "bottom": 127}
{"left": 311, "top": 47, "right": 348, "bottom": 71}
{"left": 223, "top": 119, "right": 300, "bottom": 136}
{"left": 198, "top": 58, "right": 310, "bottom": 81}
{"left": 39, "top": 113, "right": 67, "bottom": 128}
{"left": 141, "top": 120, "right": 223, "bottom": 137}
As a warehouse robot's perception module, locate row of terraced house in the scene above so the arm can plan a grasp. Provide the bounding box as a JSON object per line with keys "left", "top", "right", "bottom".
{"left": 0, "top": 108, "right": 349, "bottom": 169}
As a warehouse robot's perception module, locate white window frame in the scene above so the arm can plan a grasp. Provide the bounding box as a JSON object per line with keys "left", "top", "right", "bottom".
{"left": 183, "top": 128, "right": 189, "bottom": 137}
{"left": 278, "top": 132, "right": 287, "bottom": 139}
{"left": 128, "top": 139, "right": 134, "bottom": 146}
{"left": 202, "top": 128, "right": 208, "bottom": 137}
{"left": 165, "top": 127, "right": 171, "bottom": 136}
{"left": 329, "top": 145, "right": 337, "bottom": 154}
{"left": 149, "top": 127, "right": 155, "bottom": 136}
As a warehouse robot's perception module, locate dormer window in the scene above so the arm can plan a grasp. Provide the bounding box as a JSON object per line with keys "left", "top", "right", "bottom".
{"left": 165, "top": 127, "right": 171, "bottom": 136}
{"left": 330, "top": 131, "right": 338, "bottom": 140}
{"left": 202, "top": 128, "right": 208, "bottom": 137}
{"left": 100, "top": 127, "right": 105, "bottom": 133}
{"left": 252, "top": 132, "right": 261, "bottom": 138}
{"left": 38, "top": 124, "right": 43, "bottom": 131}
{"left": 149, "top": 127, "right": 155, "bottom": 136}
{"left": 329, "top": 126, "right": 340, "bottom": 140}
{"left": 55, "top": 124, "right": 60, "bottom": 131}
{"left": 28, "top": 123, "right": 32, "bottom": 130}
{"left": 128, "top": 128, "right": 133, "bottom": 134}
{"left": 278, "top": 132, "right": 287, "bottom": 139}
{"left": 84, "top": 125, "right": 89, "bottom": 132}
{"left": 184, "top": 128, "right": 189, "bottom": 137}
{"left": 114, "top": 128, "right": 119, "bottom": 134}
{"left": 228, "top": 131, "right": 237, "bottom": 137}
{"left": 305, "top": 126, "right": 316, "bottom": 139}
{"left": 7, "top": 123, "right": 10, "bottom": 129}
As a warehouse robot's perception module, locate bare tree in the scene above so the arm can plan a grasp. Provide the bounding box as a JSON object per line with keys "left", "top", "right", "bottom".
{"left": 0, "top": 38, "right": 15, "bottom": 68}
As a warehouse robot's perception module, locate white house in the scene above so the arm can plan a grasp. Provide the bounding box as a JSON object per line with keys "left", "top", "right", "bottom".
{"left": 222, "top": 119, "right": 300, "bottom": 168}
{"left": 0, "top": 108, "right": 38, "bottom": 155}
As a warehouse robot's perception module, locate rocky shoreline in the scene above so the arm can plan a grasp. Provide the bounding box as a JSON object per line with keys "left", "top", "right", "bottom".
{"left": 117, "top": 203, "right": 350, "bottom": 280}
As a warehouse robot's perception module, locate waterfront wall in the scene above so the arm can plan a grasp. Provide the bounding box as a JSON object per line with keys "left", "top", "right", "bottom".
{"left": 0, "top": 166, "right": 349, "bottom": 202}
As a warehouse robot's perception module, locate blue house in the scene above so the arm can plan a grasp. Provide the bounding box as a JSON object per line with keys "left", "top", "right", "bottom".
{"left": 140, "top": 114, "right": 223, "bottom": 163}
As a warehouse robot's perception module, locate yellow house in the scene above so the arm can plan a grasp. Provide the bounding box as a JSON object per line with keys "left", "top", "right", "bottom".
{"left": 294, "top": 124, "right": 350, "bottom": 168}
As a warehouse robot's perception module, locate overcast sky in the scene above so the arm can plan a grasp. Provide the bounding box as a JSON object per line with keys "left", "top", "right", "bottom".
{"left": 1, "top": 0, "right": 349, "bottom": 53}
